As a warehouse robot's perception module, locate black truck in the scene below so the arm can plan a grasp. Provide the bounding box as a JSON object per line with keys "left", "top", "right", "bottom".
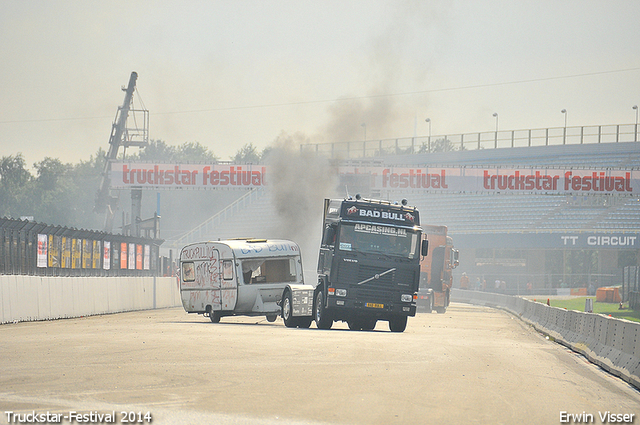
{"left": 312, "top": 195, "right": 428, "bottom": 332}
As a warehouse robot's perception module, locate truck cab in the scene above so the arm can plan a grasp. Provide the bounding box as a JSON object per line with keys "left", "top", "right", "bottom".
{"left": 313, "top": 196, "right": 428, "bottom": 332}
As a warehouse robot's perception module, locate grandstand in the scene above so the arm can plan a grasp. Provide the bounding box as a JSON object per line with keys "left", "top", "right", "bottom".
{"left": 166, "top": 135, "right": 640, "bottom": 296}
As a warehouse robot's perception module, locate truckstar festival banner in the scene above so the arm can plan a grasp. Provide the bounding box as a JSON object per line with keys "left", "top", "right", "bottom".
{"left": 110, "top": 162, "right": 640, "bottom": 196}
{"left": 340, "top": 166, "right": 640, "bottom": 196}
{"left": 110, "top": 163, "right": 266, "bottom": 189}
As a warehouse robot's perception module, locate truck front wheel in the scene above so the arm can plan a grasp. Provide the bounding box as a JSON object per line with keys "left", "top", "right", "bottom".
{"left": 361, "top": 319, "right": 377, "bottom": 331}
{"left": 348, "top": 320, "right": 362, "bottom": 331}
{"left": 314, "top": 290, "right": 333, "bottom": 330}
{"left": 388, "top": 316, "right": 407, "bottom": 332}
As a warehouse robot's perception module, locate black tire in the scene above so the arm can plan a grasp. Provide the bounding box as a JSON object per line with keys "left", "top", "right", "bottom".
{"left": 298, "top": 317, "right": 313, "bottom": 328}
{"left": 314, "top": 290, "right": 333, "bottom": 330}
{"left": 348, "top": 320, "right": 363, "bottom": 331}
{"left": 266, "top": 314, "right": 278, "bottom": 322}
{"left": 388, "top": 316, "right": 407, "bottom": 332}
{"left": 209, "top": 311, "right": 221, "bottom": 323}
{"left": 435, "top": 306, "right": 447, "bottom": 314}
{"left": 282, "top": 290, "right": 299, "bottom": 328}
{"left": 361, "top": 319, "right": 377, "bottom": 331}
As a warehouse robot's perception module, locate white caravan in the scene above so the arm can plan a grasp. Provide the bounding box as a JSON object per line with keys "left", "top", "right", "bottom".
{"left": 179, "top": 239, "right": 308, "bottom": 323}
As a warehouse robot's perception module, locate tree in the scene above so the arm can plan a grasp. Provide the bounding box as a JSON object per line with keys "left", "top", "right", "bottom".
{"left": 0, "top": 154, "right": 33, "bottom": 218}
{"left": 34, "top": 157, "right": 68, "bottom": 191}
{"left": 132, "top": 140, "right": 177, "bottom": 162}
{"left": 29, "top": 157, "right": 73, "bottom": 225}
{"left": 129, "top": 140, "right": 219, "bottom": 163}
{"left": 418, "top": 137, "right": 458, "bottom": 153}
{"left": 176, "top": 141, "right": 219, "bottom": 163}
{"left": 232, "top": 143, "right": 261, "bottom": 163}
{"left": 67, "top": 149, "right": 108, "bottom": 229}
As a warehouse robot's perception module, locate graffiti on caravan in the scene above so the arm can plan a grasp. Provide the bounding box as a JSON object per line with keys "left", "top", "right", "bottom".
{"left": 109, "top": 163, "right": 267, "bottom": 189}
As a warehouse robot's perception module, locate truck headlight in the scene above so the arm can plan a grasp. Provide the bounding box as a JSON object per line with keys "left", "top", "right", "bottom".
{"left": 336, "top": 289, "right": 347, "bottom": 297}
{"left": 401, "top": 294, "right": 413, "bottom": 303}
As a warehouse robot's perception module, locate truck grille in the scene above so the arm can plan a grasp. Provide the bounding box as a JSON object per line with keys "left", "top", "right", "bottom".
{"left": 336, "top": 262, "right": 416, "bottom": 301}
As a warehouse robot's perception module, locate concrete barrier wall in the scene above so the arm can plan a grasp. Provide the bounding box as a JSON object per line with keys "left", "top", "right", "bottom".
{"left": 0, "top": 275, "right": 181, "bottom": 324}
{"left": 452, "top": 289, "right": 640, "bottom": 389}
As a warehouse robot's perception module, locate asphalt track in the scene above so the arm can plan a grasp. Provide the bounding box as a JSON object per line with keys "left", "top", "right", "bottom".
{"left": 0, "top": 303, "right": 638, "bottom": 425}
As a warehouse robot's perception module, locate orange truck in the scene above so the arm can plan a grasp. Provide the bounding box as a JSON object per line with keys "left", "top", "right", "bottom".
{"left": 417, "top": 225, "right": 459, "bottom": 313}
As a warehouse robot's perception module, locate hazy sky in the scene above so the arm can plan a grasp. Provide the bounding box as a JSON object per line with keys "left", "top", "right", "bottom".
{"left": 2, "top": 0, "right": 640, "bottom": 167}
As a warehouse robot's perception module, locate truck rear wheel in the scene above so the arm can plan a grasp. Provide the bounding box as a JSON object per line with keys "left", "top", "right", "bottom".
{"left": 209, "top": 311, "right": 221, "bottom": 323}
{"left": 314, "top": 290, "right": 333, "bottom": 330}
{"left": 298, "top": 318, "right": 313, "bottom": 328}
{"left": 282, "top": 290, "right": 299, "bottom": 328}
{"left": 388, "top": 316, "right": 407, "bottom": 332}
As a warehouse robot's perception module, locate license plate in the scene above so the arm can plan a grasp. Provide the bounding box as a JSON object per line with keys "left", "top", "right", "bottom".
{"left": 365, "top": 302, "right": 384, "bottom": 309}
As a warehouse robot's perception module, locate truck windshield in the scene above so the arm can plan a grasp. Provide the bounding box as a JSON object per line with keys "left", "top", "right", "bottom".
{"left": 338, "top": 223, "right": 420, "bottom": 259}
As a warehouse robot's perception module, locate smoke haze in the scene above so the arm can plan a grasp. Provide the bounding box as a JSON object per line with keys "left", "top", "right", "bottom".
{"left": 264, "top": 132, "right": 339, "bottom": 281}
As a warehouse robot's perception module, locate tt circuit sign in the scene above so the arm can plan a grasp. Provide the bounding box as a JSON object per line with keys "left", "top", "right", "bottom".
{"left": 560, "top": 234, "right": 638, "bottom": 248}
{"left": 454, "top": 232, "right": 640, "bottom": 250}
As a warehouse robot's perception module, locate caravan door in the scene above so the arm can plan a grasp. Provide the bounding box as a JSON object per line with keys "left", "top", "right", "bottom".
{"left": 220, "top": 257, "right": 238, "bottom": 310}
{"left": 181, "top": 245, "right": 237, "bottom": 313}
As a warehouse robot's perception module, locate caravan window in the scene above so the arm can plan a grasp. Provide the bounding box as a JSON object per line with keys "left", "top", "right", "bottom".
{"left": 223, "top": 260, "right": 233, "bottom": 280}
{"left": 241, "top": 257, "right": 297, "bottom": 284}
{"left": 182, "top": 262, "right": 195, "bottom": 282}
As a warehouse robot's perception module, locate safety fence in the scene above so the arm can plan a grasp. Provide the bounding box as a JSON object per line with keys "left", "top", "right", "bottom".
{"left": 300, "top": 123, "right": 640, "bottom": 159}
{"left": 1, "top": 217, "right": 165, "bottom": 277}
{"left": 0, "top": 275, "right": 180, "bottom": 324}
{"left": 452, "top": 289, "right": 640, "bottom": 389}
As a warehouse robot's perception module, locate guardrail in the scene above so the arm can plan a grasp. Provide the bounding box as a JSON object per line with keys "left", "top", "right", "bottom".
{"left": 301, "top": 123, "right": 639, "bottom": 159}
{"left": 452, "top": 289, "right": 640, "bottom": 389}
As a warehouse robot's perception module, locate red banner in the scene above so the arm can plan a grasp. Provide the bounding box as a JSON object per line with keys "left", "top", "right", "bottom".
{"left": 109, "top": 162, "right": 640, "bottom": 195}
{"left": 110, "top": 163, "right": 266, "bottom": 189}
